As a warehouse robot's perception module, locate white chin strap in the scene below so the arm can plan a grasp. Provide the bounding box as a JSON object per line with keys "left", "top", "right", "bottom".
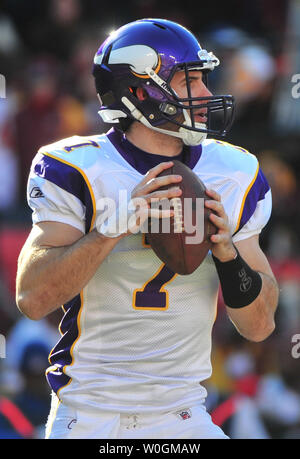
{"left": 178, "top": 109, "right": 207, "bottom": 146}
{"left": 111, "top": 97, "right": 207, "bottom": 146}
{"left": 179, "top": 124, "right": 207, "bottom": 146}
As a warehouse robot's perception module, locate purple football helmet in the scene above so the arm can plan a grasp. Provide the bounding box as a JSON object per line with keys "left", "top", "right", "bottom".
{"left": 92, "top": 18, "right": 235, "bottom": 145}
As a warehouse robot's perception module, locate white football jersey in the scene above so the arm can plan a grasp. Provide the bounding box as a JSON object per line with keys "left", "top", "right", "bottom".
{"left": 27, "top": 129, "right": 271, "bottom": 413}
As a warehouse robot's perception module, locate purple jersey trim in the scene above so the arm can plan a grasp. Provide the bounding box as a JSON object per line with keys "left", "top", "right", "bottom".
{"left": 107, "top": 128, "right": 202, "bottom": 174}
{"left": 34, "top": 154, "right": 94, "bottom": 233}
{"left": 46, "top": 294, "right": 82, "bottom": 395}
{"left": 234, "top": 168, "right": 270, "bottom": 235}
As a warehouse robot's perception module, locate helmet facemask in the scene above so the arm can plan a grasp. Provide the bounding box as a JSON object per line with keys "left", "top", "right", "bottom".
{"left": 119, "top": 61, "right": 235, "bottom": 146}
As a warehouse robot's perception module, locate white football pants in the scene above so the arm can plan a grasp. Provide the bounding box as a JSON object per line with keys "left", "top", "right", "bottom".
{"left": 45, "top": 393, "right": 228, "bottom": 439}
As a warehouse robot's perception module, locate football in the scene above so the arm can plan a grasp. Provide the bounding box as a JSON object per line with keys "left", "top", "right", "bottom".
{"left": 146, "top": 160, "right": 217, "bottom": 275}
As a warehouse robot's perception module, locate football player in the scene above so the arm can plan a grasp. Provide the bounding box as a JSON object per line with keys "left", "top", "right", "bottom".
{"left": 16, "top": 18, "right": 278, "bottom": 439}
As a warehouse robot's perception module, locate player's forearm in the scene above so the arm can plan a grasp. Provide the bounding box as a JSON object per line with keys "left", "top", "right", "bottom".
{"left": 226, "top": 272, "right": 279, "bottom": 342}
{"left": 16, "top": 230, "right": 122, "bottom": 320}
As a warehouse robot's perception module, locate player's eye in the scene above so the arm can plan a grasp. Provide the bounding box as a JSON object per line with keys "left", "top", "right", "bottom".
{"left": 187, "top": 77, "right": 200, "bottom": 88}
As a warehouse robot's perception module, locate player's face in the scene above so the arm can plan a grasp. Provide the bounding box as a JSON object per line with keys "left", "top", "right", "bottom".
{"left": 170, "top": 70, "right": 212, "bottom": 124}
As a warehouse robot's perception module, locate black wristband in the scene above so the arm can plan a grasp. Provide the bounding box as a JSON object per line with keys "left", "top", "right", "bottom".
{"left": 212, "top": 248, "right": 262, "bottom": 309}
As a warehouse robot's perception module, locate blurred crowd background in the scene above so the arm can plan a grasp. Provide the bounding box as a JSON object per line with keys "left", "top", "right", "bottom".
{"left": 0, "top": 0, "right": 300, "bottom": 439}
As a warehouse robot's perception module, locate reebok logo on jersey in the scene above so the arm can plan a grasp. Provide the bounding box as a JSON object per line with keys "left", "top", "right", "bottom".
{"left": 30, "top": 187, "right": 44, "bottom": 198}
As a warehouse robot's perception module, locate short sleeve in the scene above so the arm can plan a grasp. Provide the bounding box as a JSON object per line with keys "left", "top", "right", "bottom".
{"left": 232, "top": 168, "right": 272, "bottom": 243}
{"left": 27, "top": 152, "right": 94, "bottom": 234}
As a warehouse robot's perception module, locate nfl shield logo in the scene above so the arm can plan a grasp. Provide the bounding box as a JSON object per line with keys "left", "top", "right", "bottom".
{"left": 176, "top": 409, "right": 192, "bottom": 420}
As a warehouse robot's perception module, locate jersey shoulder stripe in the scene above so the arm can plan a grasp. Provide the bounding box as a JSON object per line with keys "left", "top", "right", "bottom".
{"left": 32, "top": 152, "right": 96, "bottom": 233}
{"left": 234, "top": 167, "right": 270, "bottom": 234}
{"left": 31, "top": 133, "right": 117, "bottom": 233}
{"left": 199, "top": 139, "right": 271, "bottom": 236}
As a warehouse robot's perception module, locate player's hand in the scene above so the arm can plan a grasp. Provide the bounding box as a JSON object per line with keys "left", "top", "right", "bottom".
{"left": 204, "top": 188, "right": 237, "bottom": 262}
{"left": 129, "top": 161, "right": 183, "bottom": 234}
{"left": 96, "top": 161, "right": 182, "bottom": 238}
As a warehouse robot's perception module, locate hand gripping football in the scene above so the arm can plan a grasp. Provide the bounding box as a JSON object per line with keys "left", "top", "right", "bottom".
{"left": 146, "top": 160, "right": 217, "bottom": 275}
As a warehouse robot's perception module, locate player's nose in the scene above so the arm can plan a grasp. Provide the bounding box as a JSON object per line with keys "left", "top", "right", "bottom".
{"left": 194, "top": 79, "right": 213, "bottom": 98}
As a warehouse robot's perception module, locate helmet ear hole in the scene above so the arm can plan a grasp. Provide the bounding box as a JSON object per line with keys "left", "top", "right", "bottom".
{"left": 136, "top": 87, "right": 148, "bottom": 101}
